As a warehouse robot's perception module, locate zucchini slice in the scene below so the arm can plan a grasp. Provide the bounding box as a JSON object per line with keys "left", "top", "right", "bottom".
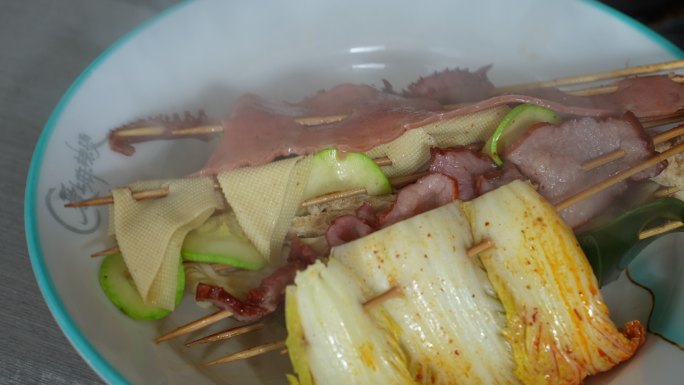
{"left": 181, "top": 213, "right": 266, "bottom": 271}
{"left": 303, "top": 148, "right": 392, "bottom": 200}
{"left": 99, "top": 253, "right": 184, "bottom": 320}
{"left": 483, "top": 104, "right": 560, "bottom": 166}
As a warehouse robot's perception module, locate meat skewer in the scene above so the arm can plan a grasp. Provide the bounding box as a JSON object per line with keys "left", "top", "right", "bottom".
{"left": 64, "top": 115, "right": 684, "bottom": 212}
{"left": 67, "top": 122, "right": 684, "bottom": 217}
{"left": 111, "top": 92, "right": 684, "bottom": 150}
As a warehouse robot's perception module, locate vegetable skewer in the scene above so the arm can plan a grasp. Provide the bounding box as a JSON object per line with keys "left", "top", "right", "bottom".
{"left": 172, "top": 207, "right": 684, "bottom": 351}
{"left": 203, "top": 182, "right": 649, "bottom": 378}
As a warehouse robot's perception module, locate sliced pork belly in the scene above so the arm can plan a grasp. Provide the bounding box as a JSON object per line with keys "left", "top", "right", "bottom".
{"left": 195, "top": 236, "right": 323, "bottom": 321}
{"left": 379, "top": 173, "right": 458, "bottom": 227}
{"left": 506, "top": 112, "right": 663, "bottom": 227}
{"left": 476, "top": 162, "right": 526, "bottom": 195}
{"left": 325, "top": 215, "right": 375, "bottom": 247}
{"left": 429, "top": 147, "right": 498, "bottom": 200}
{"left": 607, "top": 75, "right": 684, "bottom": 118}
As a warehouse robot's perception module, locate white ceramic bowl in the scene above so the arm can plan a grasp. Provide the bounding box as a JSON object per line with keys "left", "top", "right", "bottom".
{"left": 25, "top": 0, "right": 684, "bottom": 384}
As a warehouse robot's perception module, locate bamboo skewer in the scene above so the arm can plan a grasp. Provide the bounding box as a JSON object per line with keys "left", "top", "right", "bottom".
{"left": 185, "top": 322, "right": 265, "bottom": 347}
{"left": 651, "top": 123, "right": 684, "bottom": 144}
{"left": 654, "top": 186, "right": 681, "bottom": 198}
{"left": 581, "top": 123, "right": 684, "bottom": 172}
{"left": 123, "top": 115, "right": 350, "bottom": 140}
{"left": 90, "top": 245, "right": 121, "bottom": 258}
{"left": 494, "top": 59, "right": 684, "bottom": 93}
{"left": 201, "top": 286, "right": 404, "bottom": 366}
{"left": 66, "top": 156, "right": 393, "bottom": 209}
{"left": 204, "top": 340, "right": 287, "bottom": 366}
{"left": 155, "top": 310, "right": 233, "bottom": 343}
{"left": 641, "top": 111, "right": 684, "bottom": 129}
{"left": 638, "top": 221, "right": 684, "bottom": 240}
{"left": 555, "top": 142, "right": 684, "bottom": 211}
{"left": 581, "top": 150, "right": 627, "bottom": 172}
{"left": 566, "top": 75, "right": 684, "bottom": 97}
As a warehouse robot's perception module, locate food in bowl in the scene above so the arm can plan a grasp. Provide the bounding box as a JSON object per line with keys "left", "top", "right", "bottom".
{"left": 69, "top": 63, "right": 684, "bottom": 384}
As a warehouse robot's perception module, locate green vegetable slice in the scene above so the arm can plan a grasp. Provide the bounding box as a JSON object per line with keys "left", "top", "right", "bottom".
{"left": 483, "top": 104, "right": 561, "bottom": 166}
{"left": 303, "top": 148, "right": 392, "bottom": 200}
{"left": 577, "top": 197, "right": 684, "bottom": 286}
{"left": 182, "top": 213, "right": 266, "bottom": 271}
{"left": 99, "top": 253, "right": 184, "bottom": 320}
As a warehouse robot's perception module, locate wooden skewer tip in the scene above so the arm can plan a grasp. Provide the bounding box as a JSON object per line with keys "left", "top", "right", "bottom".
{"left": 155, "top": 310, "right": 233, "bottom": 343}
{"left": 185, "top": 322, "right": 265, "bottom": 347}
{"left": 638, "top": 220, "right": 684, "bottom": 240}
{"left": 203, "top": 340, "right": 287, "bottom": 367}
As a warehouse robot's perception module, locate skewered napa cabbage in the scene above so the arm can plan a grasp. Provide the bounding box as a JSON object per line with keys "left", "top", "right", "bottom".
{"left": 285, "top": 259, "right": 415, "bottom": 385}
{"left": 285, "top": 180, "right": 644, "bottom": 385}
{"left": 332, "top": 202, "right": 520, "bottom": 385}
{"left": 464, "top": 180, "right": 644, "bottom": 385}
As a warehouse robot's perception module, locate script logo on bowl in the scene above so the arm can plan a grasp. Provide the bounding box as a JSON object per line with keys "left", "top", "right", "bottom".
{"left": 45, "top": 132, "right": 109, "bottom": 234}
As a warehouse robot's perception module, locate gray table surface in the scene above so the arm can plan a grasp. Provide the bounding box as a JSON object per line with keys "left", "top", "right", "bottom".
{"left": 2, "top": 1, "right": 684, "bottom": 385}
{"left": 1, "top": 1, "right": 180, "bottom": 384}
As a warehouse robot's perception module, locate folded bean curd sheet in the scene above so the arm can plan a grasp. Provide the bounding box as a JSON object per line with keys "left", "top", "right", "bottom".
{"left": 111, "top": 177, "right": 223, "bottom": 309}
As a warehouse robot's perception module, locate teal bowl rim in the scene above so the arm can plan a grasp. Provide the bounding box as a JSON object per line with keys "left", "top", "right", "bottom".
{"left": 22, "top": 0, "right": 684, "bottom": 384}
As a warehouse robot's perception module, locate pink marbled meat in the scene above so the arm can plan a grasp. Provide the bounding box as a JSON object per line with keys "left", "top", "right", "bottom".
{"left": 429, "top": 147, "right": 498, "bottom": 200}
{"left": 380, "top": 173, "right": 458, "bottom": 228}
{"left": 506, "top": 112, "right": 664, "bottom": 228}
